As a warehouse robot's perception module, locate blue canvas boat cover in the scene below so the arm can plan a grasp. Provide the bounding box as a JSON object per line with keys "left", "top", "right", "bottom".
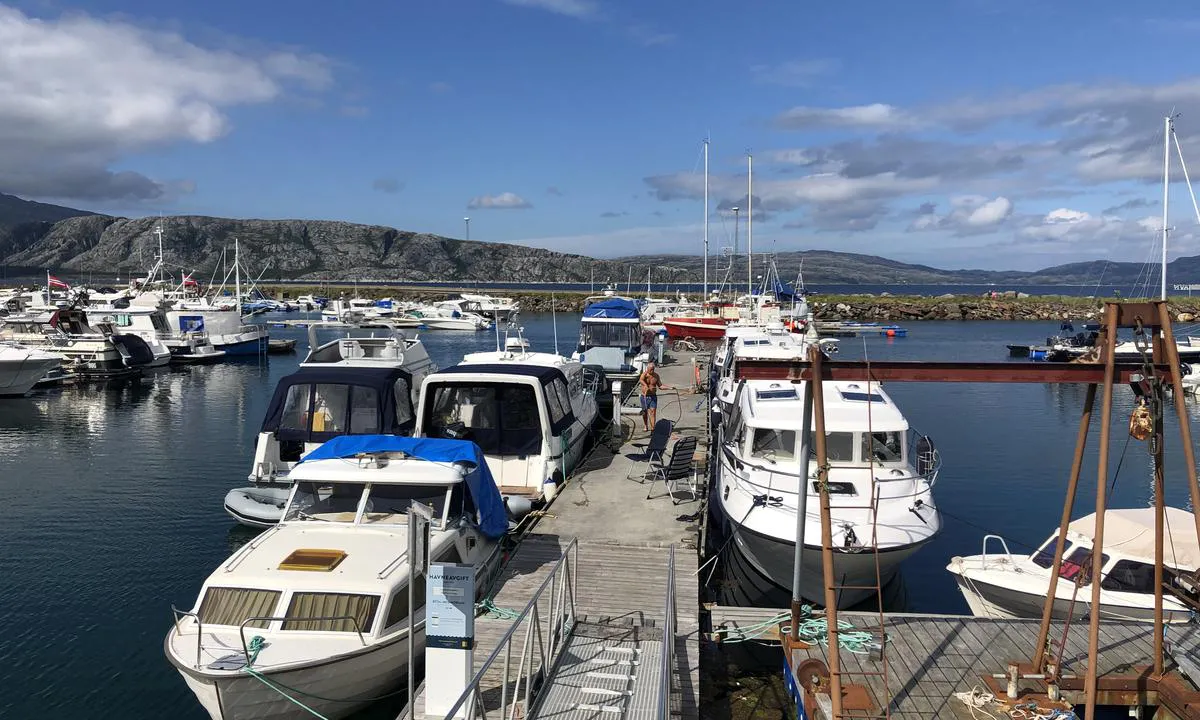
{"left": 583, "top": 297, "right": 639, "bottom": 319}
{"left": 299, "top": 435, "right": 508, "bottom": 539}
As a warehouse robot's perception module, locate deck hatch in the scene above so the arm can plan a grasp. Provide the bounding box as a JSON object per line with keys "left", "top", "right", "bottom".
{"left": 279, "top": 548, "right": 347, "bottom": 571}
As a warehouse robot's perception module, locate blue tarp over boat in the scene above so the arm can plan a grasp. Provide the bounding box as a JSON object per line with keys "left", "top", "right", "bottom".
{"left": 582, "top": 297, "right": 639, "bottom": 319}
{"left": 298, "top": 435, "right": 508, "bottom": 539}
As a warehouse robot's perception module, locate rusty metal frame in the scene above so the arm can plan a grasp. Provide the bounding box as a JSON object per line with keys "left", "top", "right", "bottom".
{"left": 769, "top": 302, "right": 1200, "bottom": 720}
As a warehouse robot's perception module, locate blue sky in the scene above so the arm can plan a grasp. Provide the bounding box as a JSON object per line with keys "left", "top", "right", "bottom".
{"left": 3, "top": 0, "right": 1200, "bottom": 269}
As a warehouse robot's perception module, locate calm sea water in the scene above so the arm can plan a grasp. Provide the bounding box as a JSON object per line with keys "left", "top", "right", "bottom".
{"left": 0, "top": 315, "right": 1195, "bottom": 718}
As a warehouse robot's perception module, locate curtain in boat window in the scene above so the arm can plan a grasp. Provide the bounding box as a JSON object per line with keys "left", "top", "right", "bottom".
{"left": 393, "top": 377, "right": 413, "bottom": 428}
{"left": 282, "top": 592, "right": 380, "bottom": 632}
{"left": 198, "top": 587, "right": 282, "bottom": 628}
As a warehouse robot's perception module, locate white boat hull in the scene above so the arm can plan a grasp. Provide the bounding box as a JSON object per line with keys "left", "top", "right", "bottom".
{"left": 948, "top": 560, "right": 1194, "bottom": 624}
{"left": 0, "top": 352, "right": 61, "bottom": 396}
{"left": 714, "top": 503, "right": 924, "bottom": 607}
{"left": 170, "top": 628, "right": 420, "bottom": 720}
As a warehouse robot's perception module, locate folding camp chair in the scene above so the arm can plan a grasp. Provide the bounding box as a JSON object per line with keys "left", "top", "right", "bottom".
{"left": 625, "top": 419, "right": 674, "bottom": 482}
{"left": 645, "top": 435, "right": 699, "bottom": 504}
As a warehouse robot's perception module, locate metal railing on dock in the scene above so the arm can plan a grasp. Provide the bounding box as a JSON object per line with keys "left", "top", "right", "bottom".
{"left": 439, "top": 538, "right": 579, "bottom": 720}
{"left": 657, "top": 546, "right": 676, "bottom": 720}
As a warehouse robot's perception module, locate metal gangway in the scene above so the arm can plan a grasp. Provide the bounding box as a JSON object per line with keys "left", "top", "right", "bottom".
{"left": 433, "top": 539, "right": 678, "bottom": 720}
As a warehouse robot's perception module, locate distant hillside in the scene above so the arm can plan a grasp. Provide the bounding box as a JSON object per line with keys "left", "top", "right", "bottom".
{"left": 0, "top": 192, "right": 1186, "bottom": 287}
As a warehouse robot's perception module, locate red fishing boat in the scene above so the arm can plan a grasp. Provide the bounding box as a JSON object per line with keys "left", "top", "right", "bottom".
{"left": 663, "top": 301, "right": 740, "bottom": 339}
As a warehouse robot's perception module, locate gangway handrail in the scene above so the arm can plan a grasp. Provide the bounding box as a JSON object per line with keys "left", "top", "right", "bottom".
{"left": 439, "top": 537, "right": 579, "bottom": 720}
{"left": 657, "top": 546, "right": 676, "bottom": 720}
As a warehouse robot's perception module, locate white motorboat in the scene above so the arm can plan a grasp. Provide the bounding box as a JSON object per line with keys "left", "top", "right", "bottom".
{"left": 406, "top": 302, "right": 491, "bottom": 331}
{"left": 86, "top": 305, "right": 174, "bottom": 367}
{"left": 168, "top": 302, "right": 269, "bottom": 356}
{"left": 0, "top": 343, "right": 62, "bottom": 396}
{"left": 168, "top": 435, "right": 508, "bottom": 720}
{"left": 640, "top": 294, "right": 700, "bottom": 328}
{"left": 416, "top": 339, "right": 600, "bottom": 513}
{"left": 712, "top": 378, "right": 942, "bottom": 608}
{"left": 572, "top": 288, "right": 650, "bottom": 379}
{"left": 710, "top": 321, "right": 836, "bottom": 415}
{"left": 459, "top": 293, "right": 519, "bottom": 321}
{"left": 947, "top": 507, "right": 1199, "bottom": 623}
{"left": 225, "top": 327, "right": 437, "bottom": 527}
{"left": 0, "top": 308, "right": 158, "bottom": 376}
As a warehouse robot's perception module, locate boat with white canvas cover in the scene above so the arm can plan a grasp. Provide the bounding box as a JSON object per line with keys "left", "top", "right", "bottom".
{"left": 572, "top": 288, "right": 650, "bottom": 380}
{"left": 167, "top": 435, "right": 508, "bottom": 720}
{"left": 0, "top": 343, "right": 62, "bottom": 396}
{"left": 223, "top": 327, "right": 436, "bottom": 528}
{"left": 416, "top": 338, "right": 599, "bottom": 515}
{"left": 947, "top": 507, "right": 1200, "bottom": 623}
{"left": 712, "top": 378, "right": 942, "bottom": 608}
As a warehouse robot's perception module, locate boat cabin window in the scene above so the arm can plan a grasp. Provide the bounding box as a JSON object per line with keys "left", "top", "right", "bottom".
{"left": 1031, "top": 538, "right": 1071, "bottom": 569}
{"left": 360, "top": 483, "right": 452, "bottom": 527}
{"left": 350, "top": 386, "right": 380, "bottom": 433}
{"left": 282, "top": 592, "right": 379, "bottom": 633}
{"left": 426, "top": 383, "right": 543, "bottom": 456}
{"left": 546, "top": 378, "right": 572, "bottom": 427}
{"left": 115, "top": 313, "right": 133, "bottom": 327}
{"left": 1060, "top": 546, "right": 1109, "bottom": 584}
{"left": 280, "top": 385, "right": 312, "bottom": 431}
{"left": 751, "top": 428, "right": 795, "bottom": 462}
{"left": 285, "top": 481, "right": 451, "bottom": 526}
{"left": 394, "top": 377, "right": 413, "bottom": 426}
{"left": 313, "top": 384, "right": 350, "bottom": 433}
{"left": 198, "top": 587, "right": 282, "bottom": 628}
{"left": 1101, "top": 560, "right": 1156, "bottom": 594}
{"left": 809, "top": 432, "right": 856, "bottom": 462}
{"left": 862, "top": 431, "right": 904, "bottom": 463}
{"left": 579, "top": 322, "right": 640, "bottom": 349}
{"left": 384, "top": 577, "right": 427, "bottom": 629}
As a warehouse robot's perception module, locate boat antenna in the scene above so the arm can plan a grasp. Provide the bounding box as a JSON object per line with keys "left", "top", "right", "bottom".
{"left": 703, "top": 136, "right": 709, "bottom": 302}
{"left": 747, "top": 150, "right": 753, "bottom": 301}
{"left": 552, "top": 292, "right": 560, "bottom": 356}
{"left": 494, "top": 298, "right": 501, "bottom": 352}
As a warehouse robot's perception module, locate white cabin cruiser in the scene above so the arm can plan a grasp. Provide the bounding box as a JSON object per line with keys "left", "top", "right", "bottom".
{"left": 85, "top": 305, "right": 174, "bottom": 367}
{"left": 947, "top": 507, "right": 1199, "bottom": 623}
{"left": 168, "top": 435, "right": 507, "bottom": 720}
{"left": 416, "top": 345, "right": 599, "bottom": 517}
{"left": 459, "top": 293, "right": 519, "bottom": 321}
{"left": 0, "top": 308, "right": 158, "bottom": 376}
{"left": 0, "top": 343, "right": 62, "bottom": 396}
{"left": 168, "top": 300, "right": 269, "bottom": 356}
{"left": 572, "top": 291, "right": 650, "bottom": 381}
{"left": 710, "top": 322, "right": 834, "bottom": 415}
{"left": 713, "top": 379, "right": 942, "bottom": 608}
{"left": 224, "top": 328, "right": 436, "bottom": 528}
{"left": 406, "top": 302, "right": 491, "bottom": 331}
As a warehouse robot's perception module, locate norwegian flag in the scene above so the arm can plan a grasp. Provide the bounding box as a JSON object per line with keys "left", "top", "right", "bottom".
{"left": 47, "top": 274, "right": 70, "bottom": 289}
{"left": 182, "top": 273, "right": 199, "bottom": 288}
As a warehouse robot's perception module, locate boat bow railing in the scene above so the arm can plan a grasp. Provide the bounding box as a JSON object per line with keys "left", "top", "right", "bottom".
{"left": 980, "top": 534, "right": 1016, "bottom": 570}
{"left": 439, "top": 537, "right": 579, "bottom": 720}
{"left": 170, "top": 606, "right": 206, "bottom": 669}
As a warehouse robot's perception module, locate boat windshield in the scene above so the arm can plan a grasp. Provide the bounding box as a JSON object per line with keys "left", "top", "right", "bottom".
{"left": 283, "top": 481, "right": 451, "bottom": 527}
{"left": 861, "top": 431, "right": 905, "bottom": 464}
{"left": 425, "top": 382, "right": 543, "bottom": 456}
{"left": 579, "top": 322, "right": 640, "bottom": 349}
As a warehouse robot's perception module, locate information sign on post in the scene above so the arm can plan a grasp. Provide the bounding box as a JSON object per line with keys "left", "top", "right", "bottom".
{"left": 424, "top": 562, "right": 477, "bottom": 719}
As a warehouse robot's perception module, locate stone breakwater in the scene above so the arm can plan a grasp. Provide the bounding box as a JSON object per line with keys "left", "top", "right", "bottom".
{"left": 264, "top": 286, "right": 1200, "bottom": 321}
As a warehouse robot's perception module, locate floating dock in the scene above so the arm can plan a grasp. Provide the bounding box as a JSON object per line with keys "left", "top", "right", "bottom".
{"left": 404, "top": 356, "right": 708, "bottom": 720}
{"left": 710, "top": 607, "right": 1200, "bottom": 719}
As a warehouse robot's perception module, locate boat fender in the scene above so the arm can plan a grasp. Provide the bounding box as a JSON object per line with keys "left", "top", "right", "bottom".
{"left": 504, "top": 495, "right": 534, "bottom": 521}
{"left": 543, "top": 471, "right": 563, "bottom": 501}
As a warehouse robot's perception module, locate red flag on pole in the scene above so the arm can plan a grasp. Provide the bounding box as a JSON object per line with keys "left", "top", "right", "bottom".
{"left": 48, "top": 275, "right": 70, "bottom": 289}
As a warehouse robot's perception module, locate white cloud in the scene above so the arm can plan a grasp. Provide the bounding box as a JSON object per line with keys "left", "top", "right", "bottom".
{"left": 907, "top": 195, "right": 1013, "bottom": 234}
{"left": 501, "top": 0, "right": 598, "bottom": 19}
{"left": 467, "top": 192, "right": 533, "bottom": 209}
{"left": 775, "top": 103, "right": 920, "bottom": 130}
{"left": 751, "top": 59, "right": 838, "bottom": 88}
{"left": 0, "top": 5, "right": 332, "bottom": 201}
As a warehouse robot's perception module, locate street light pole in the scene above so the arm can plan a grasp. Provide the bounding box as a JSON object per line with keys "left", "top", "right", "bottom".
{"left": 464, "top": 217, "right": 471, "bottom": 242}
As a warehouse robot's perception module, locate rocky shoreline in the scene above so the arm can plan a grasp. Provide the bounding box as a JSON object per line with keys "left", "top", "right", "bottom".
{"left": 265, "top": 285, "right": 1200, "bottom": 321}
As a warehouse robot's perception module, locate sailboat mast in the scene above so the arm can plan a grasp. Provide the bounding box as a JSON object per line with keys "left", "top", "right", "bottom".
{"left": 235, "top": 237, "right": 242, "bottom": 314}
{"left": 747, "top": 152, "right": 753, "bottom": 299}
{"left": 1163, "top": 115, "right": 1171, "bottom": 301}
{"left": 703, "top": 138, "right": 710, "bottom": 301}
